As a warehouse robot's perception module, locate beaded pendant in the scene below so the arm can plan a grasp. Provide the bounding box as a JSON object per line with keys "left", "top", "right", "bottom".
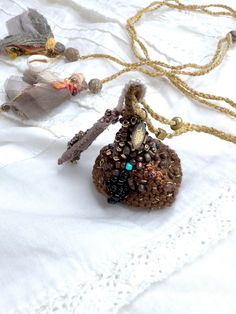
{"left": 58, "top": 81, "right": 182, "bottom": 210}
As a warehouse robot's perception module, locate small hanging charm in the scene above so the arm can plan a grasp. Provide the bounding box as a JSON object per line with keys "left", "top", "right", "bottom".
{"left": 0, "top": 9, "right": 65, "bottom": 58}
{"left": 1, "top": 56, "right": 87, "bottom": 120}
{"left": 58, "top": 81, "right": 182, "bottom": 210}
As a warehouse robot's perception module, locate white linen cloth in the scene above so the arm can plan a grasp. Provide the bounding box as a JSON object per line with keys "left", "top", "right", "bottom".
{"left": 0, "top": 0, "right": 236, "bottom": 313}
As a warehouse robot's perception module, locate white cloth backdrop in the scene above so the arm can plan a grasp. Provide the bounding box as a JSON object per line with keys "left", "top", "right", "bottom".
{"left": 0, "top": 0, "right": 236, "bottom": 313}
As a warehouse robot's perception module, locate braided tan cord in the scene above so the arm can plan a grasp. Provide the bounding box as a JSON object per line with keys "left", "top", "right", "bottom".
{"left": 133, "top": 99, "right": 236, "bottom": 145}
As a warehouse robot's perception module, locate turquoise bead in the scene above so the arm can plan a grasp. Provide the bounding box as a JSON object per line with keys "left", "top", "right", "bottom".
{"left": 125, "top": 162, "right": 133, "bottom": 171}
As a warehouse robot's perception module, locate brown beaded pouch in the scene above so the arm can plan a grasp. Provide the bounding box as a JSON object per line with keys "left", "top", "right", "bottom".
{"left": 58, "top": 81, "right": 182, "bottom": 209}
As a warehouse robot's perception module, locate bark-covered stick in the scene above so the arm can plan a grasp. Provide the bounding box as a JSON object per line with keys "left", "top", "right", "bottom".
{"left": 58, "top": 108, "right": 120, "bottom": 165}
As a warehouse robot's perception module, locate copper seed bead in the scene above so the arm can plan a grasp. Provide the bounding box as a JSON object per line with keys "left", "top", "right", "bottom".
{"left": 88, "top": 79, "right": 103, "bottom": 94}
{"left": 64, "top": 47, "right": 80, "bottom": 62}
{"left": 171, "top": 117, "right": 183, "bottom": 131}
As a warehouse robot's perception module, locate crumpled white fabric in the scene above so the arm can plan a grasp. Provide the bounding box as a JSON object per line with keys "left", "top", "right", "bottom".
{"left": 0, "top": 0, "right": 236, "bottom": 313}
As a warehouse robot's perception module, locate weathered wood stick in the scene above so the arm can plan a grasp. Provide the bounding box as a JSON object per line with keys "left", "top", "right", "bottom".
{"left": 58, "top": 108, "right": 120, "bottom": 164}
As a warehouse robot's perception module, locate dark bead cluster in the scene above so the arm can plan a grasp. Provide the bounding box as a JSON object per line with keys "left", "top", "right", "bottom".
{"left": 103, "top": 115, "right": 161, "bottom": 202}
{"left": 106, "top": 170, "right": 130, "bottom": 204}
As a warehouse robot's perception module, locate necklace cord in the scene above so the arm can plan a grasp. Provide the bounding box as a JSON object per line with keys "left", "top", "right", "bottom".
{"left": 77, "top": 0, "right": 236, "bottom": 144}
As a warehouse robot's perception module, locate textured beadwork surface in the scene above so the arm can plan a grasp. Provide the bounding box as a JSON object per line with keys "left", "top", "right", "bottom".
{"left": 93, "top": 141, "right": 182, "bottom": 209}
{"left": 0, "top": 0, "right": 236, "bottom": 313}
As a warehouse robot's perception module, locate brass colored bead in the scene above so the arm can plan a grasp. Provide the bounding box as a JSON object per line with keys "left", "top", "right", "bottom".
{"left": 88, "top": 79, "right": 103, "bottom": 94}
{"left": 171, "top": 117, "right": 183, "bottom": 131}
{"left": 130, "top": 117, "right": 137, "bottom": 125}
{"left": 116, "top": 146, "right": 122, "bottom": 152}
{"left": 55, "top": 42, "right": 65, "bottom": 54}
{"left": 144, "top": 144, "right": 150, "bottom": 151}
{"left": 113, "top": 156, "right": 120, "bottom": 161}
{"left": 156, "top": 128, "right": 167, "bottom": 140}
{"left": 122, "top": 120, "right": 130, "bottom": 128}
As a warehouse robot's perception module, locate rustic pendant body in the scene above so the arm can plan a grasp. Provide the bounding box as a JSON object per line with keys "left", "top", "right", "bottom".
{"left": 92, "top": 82, "right": 182, "bottom": 209}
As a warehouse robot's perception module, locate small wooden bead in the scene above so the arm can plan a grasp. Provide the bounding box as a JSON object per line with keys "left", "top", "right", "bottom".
{"left": 55, "top": 42, "right": 65, "bottom": 54}
{"left": 64, "top": 47, "right": 80, "bottom": 62}
{"left": 88, "top": 79, "right": 103, "bottom": 94}
{"left": 171, "top": 117, "right": 183, "bottom": 130}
